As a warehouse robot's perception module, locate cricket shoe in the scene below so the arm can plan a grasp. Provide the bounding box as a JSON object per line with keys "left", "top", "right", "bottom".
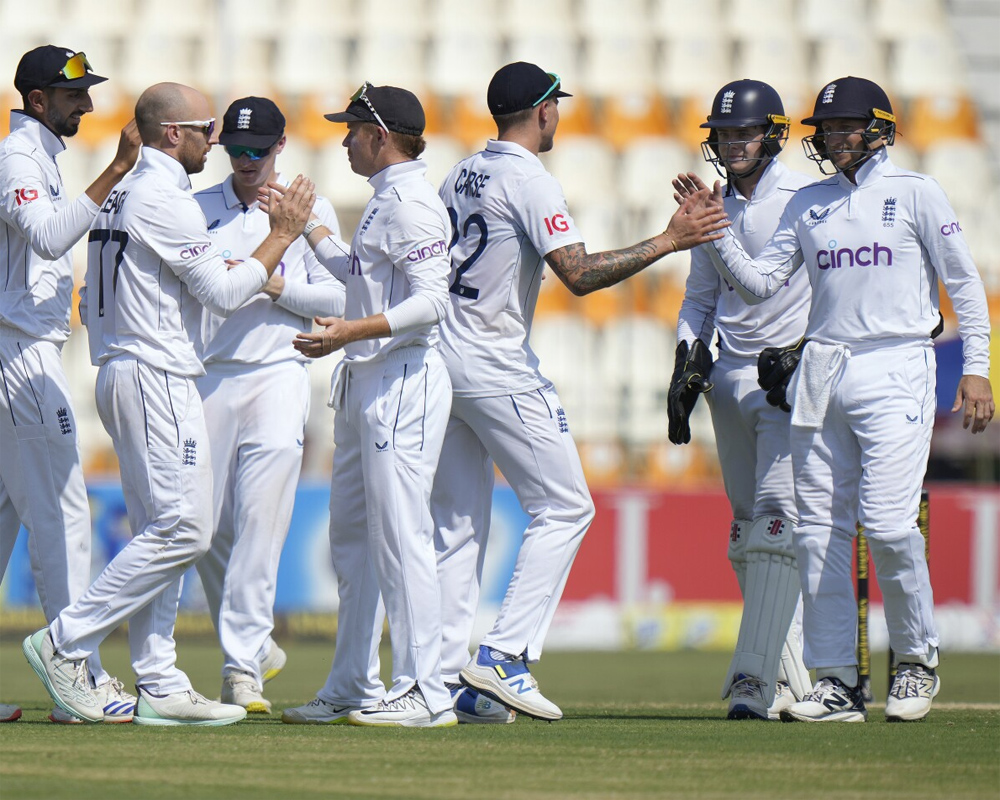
{"left": 447, "top": 682, "right": 515, "bottom": 724}
{"left": 50, "top": 678, "right": 136, "bottom": 723}
{"left": 0, "top": 703, "right": 22, "bottom": 722}
{"left": 348, "top": 686, "right": 458, "bottom": 728}
{"left": 726, "top": 674, "right": 768, "bottom": 720}
{"left": 779, "top": 677, "right": 867, "bottom": 723}
{"left": 221, "top": 672, "right": 271, "bottom": 714}
{"left": 767, "top": 681, "right": 795, "bottom": 721}
{"left": 261, "top": 643, "right": 287, "bottom": 684}
{"left": 282, "top": 697, "right": 356, "bottom": 724}
{"left": 460, "top": 646, "right": 562, "bottom": 721}
{"left": 885, "top": 663, "right": 940, "bottom": 722}
{"left": 132, "top": 686, "right": 246, "bottom": 727}
{"left": 22, "top": 628, "right": 103, "bottom": 723}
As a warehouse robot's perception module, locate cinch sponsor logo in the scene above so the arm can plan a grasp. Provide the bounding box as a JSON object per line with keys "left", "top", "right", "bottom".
{"left": 940, "top": 221, "right": 962, "bottom": 236}
{"left": 816, "top": 241, "right": 893, "bottom": 270}
{"left": 406, "top": 240, "right": 447, "bottom": 263}
{"left": 180, "top": 244, "right": 210, "bottom": 259}
{"left": 544, "top": 214, "right": 569, "bottom": 234}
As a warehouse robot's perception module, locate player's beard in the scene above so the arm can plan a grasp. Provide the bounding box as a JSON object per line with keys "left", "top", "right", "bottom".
{"left": 45, "top": 107, "right": 80, "bottom": 138}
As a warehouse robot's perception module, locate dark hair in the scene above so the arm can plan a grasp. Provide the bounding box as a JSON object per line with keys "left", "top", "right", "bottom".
{"left": 390, "top": 131, "right": 426, "bottom": 159}
{"left": 493, "top": 106, "right": 536, "bottom": 136}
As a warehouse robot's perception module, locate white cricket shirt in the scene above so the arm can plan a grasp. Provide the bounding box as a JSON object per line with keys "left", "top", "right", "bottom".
{"left": 194, "top": 173, "right": 344, "bottom": 366}
{"left": 436, "top": 139, "right": 584, "bottom": 397}
{"left": 0, "top": 111, "right": 99, "bottom": 342}
{"left": 84, "top": 146, "right": 271, "bottom": 376}
{"left": 313, "top": 159, "right": 450, "bottom": 363}
{"left": 711, "top": 148, "right": 991, "bottom": 377}
{"left": 678, "top": 159, "right": 814, "bottom": 356}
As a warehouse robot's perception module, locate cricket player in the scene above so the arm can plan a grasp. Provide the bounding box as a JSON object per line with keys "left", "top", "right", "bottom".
{"left": 193, "top": 96, "right": 344, "bottom": 714}
{"left": 678, "top": 76, "right": 993, "bottom": 722}
{"left": 431, "top": 62, "right": 730, "bottom": 722}
{"left": 671, "top": 79, "right": 814, "bottom": 720}
{"left": 0, "top": 45, "right": 139, "bottom": 723}
{"left": 22, "top": 82, "right": 315, "bottom": 726}
{"left": 282, "top": 83, "right": 456, "bottom": 728}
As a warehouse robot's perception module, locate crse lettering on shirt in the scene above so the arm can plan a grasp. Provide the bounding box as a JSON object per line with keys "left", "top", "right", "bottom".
{"left": 453, "top": 169, "right": 491, "bottom": 198}
{"left": 544, "top": 214, "right": 569, "bottom": 235}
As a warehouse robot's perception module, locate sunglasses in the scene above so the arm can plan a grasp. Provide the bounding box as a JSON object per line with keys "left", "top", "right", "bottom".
{"left": 160, "top": 118, "right": 216, "bottom": 138}
{"left": 532, "top": 72, "right": 562, "bottom": 108}
{"left": 58, "top": 51, "right": 94, "bottom": 82}
{"left": 350, "top": 82, "right": 389, "bottom": 133}
{"left": 224, "top": 144, "right": 272, "bottom": 161}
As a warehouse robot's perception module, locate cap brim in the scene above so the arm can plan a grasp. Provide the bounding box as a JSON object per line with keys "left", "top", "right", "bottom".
{"left": 324, "top": 109, "right": 368, "bottom": 124}
{"left": 47, "top": 73, "right": 107, "bottom": 90}
{"left": 554, "top": 89, "right": 571, "bottom": 99}
{"left": 218, "top": 130, "right": 282, "bottom": 148}
{"left": 801, "top": 110, "right": 869, "bottom": 126}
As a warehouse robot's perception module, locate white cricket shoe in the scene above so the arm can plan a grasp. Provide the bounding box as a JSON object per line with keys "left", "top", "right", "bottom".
{"left": 448, "top": 682, "right": 515, "bottom": 724}
{"left": 726, "top": 674, "right": 768, "bottom": 721}
{"left": 348, "top": 686, "right": 458, "bottom": 728}
{"left": 22, "top": 628, "right": 103, "bottom": 723}
{"left": 260, "top": 643, "right": 287, "bottom": 684}
{"left": 281, "top": 697, "right": 356, "bottom": 724}
{"left": 460, "top": 646, "right": 562, "bottom": 721}
{"left": 50, "top": 678, "right": 136, "bottom": 723}
{"left": 132, "top": 687, "right": 246, "bottom": 727}
{"left": 780, "top": 677, "right": 868, "bottom": 723}
{"left": 221, "top": 672, "right": 271, "bottom": 714}
{"left": 885, "top": 663, "right": 940, "bottom": 722}
{"left": 768, "top": 681, "right": 796, "bottom": 721}
{"left": 0, "top": 703, "right": 22, "bottom": 722}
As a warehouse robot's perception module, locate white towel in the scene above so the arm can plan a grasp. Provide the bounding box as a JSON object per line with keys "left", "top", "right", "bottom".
{"left": 328, "top": 360, "right": 349, "bottom": 411}
{"left": 790, "top": 342, "right": 849, "bottom": 429}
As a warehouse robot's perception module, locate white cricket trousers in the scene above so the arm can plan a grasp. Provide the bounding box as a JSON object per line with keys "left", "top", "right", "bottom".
{"left": 0, "top": 331, "right": 109, "bottom": 685}
{"left": 195, "top": 361, "right": 309, "bottom": 684}
{"left": 50, "top": 356, "right": 214, "bottom": 694}
{"left": 319, "top": 346, "right": 452, "bottom": 715}
{"left": 791, "top": 341, "right": 939, "bottom": 671}
{"left": 431, "top": 384, "right": 595, "bottom": 682}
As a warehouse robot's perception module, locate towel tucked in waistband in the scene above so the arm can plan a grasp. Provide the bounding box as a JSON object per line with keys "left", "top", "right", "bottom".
{"left": 790, "top": 341, "right": 850, "bottom": 429}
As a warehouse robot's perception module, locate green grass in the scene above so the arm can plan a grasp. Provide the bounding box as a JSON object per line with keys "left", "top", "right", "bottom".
{"left": 1, "top": 641, "right": 998, "bottom": 799}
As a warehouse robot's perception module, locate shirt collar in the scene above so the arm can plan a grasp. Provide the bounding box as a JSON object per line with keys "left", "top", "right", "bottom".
{"left": 727, "top": 158, "right": 786, "bottom": 201}
{"left": 135, "top": 145, "right": 192, "bottom": 191}
{"left": 368, "top": 159, "right": 427, "bottom": 193}
{"left": 8, "top": 110, "right": 66, "bottom": 159}
{"left": 839, "top": 146, "right": 890, "bottom": 189}
{"left": 221, "top": 171, "right": 287, "bottom": 211}
{"left": 485, "top": 138, "right": 542, "bottom": 167}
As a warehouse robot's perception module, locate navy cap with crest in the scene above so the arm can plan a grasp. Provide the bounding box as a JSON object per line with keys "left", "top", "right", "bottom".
{"left": 487, "top": 62, "right": 571, "bottom": 115}
{"left": 219, "top": 96, "right": 286, "bottom": 148}
{"left": 14, "top": 45, "right": 107, "bottom": 95}
{"left": 325, "top": 85, "right": 426, "bottom": 136}
{"left": 802, "top": 76, "right": 893, "bottom": 125}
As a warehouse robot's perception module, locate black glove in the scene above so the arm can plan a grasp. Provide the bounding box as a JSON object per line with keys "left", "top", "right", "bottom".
{"left": 757, "top": 338, "right": 808, "bottom": 413}
{"left": 668, "top": 338, "right": 714, "bottom": 445}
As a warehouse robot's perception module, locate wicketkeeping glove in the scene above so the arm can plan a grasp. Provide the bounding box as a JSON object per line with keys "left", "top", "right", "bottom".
{"left": 757, "top": 338, "right": 808, "bottom": 413}
{"left": 668, "top": 338, "right": 714, "bottom": 445}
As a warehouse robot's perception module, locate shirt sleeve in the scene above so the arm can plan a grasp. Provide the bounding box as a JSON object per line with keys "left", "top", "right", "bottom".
{"left": 382, "top": 200, "right": 450, "bottom": 335}
{"left": 916, "top": 178, "right": 991, "bottom": 377}
{"left": 138, "top": 192, "right": 268, "bottom": 315}
{"left": 0, "top": 152, "right": 99, "bottom": 260}
{"left": 512, "top": 173, "right": 584, "bottom": 257}
{"left": 313, "top": 233, "right": 353, "bottom": 281}
{"left": 677, "top": 244, "right": 721, "bottom": 345}
{"left": 710, "top": 201, "right": 804, "bottom": 305}
{"left": 274, "top": 259, "right": 346, "bottom": 318}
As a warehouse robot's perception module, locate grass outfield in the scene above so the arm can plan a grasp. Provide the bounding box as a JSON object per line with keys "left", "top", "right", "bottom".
{"left": 1, "top": 641, "right": 997, "bottom": 800}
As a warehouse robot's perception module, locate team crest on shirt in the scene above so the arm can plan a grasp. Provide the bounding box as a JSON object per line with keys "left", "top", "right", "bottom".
{"left": 881, "top": 197, "right": 897, "bottom": 228}
{"left": 56, "top": 407, "right": 72, "bottom": 435}
{"left": 183, "top": 439, "right": 197, "bottom": 466}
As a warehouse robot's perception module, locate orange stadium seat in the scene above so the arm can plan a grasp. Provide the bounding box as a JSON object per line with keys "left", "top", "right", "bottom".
{"left": 598, "top": 95, "right": 673, "bottom": 152}
{"left": 903, "top": 95, "right": 981, "bottom": 152}
{"left": 451, "top": 95, "right": 499, "bottom": 151}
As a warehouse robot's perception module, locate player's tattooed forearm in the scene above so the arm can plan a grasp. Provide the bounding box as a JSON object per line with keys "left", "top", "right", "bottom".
{"left": 553, "top": 240, "right": 659, "bottom": 293}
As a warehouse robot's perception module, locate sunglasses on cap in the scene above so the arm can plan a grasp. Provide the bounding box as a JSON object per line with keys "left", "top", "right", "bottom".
{"left": 58, "top": 51, "right": 95, "bottom": 82}
{"left": 350, "top": 82, "right": 389, "bottom": 133}
{"left": 160, "top": 118, "right": 216, "bottom": 138}
{"left": 224, "top": 144, "right": 272, "bottom": 161}
{"left": 532, "top": 72, "right": 562, "bottom": 108}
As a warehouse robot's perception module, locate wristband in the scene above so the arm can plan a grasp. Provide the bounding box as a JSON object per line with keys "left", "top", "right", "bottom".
{"left": 303, "top": 219, "right": 322, "bottom": 238}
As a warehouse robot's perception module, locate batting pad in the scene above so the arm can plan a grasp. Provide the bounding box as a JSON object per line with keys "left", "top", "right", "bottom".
{"left": 727, "top": 519, "right": 751, "bottom": 596}
{"left": 721, "top": 516, "right": 801, "bottom": 706}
